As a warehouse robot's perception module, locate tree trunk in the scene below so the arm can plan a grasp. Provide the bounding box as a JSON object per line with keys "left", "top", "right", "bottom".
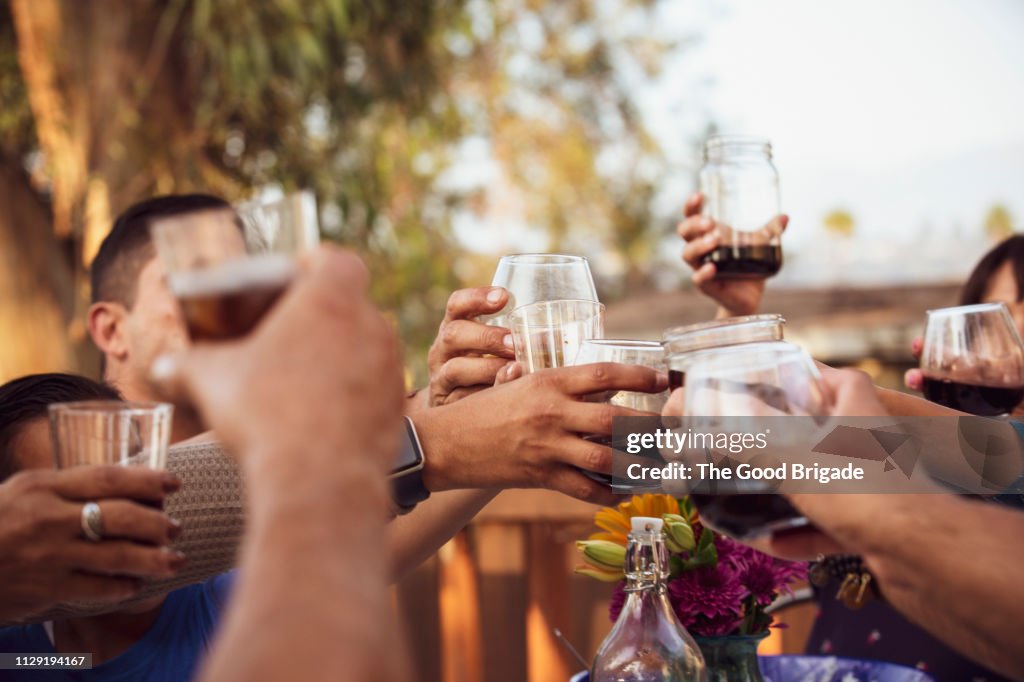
{"left": 0, "top": 160, "right": 74, "bottom": 382}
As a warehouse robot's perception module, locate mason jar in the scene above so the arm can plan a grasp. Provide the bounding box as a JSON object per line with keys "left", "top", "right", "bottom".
{"left": 699, "top": 135, "right": 783, "bottom": 278}
{"left": 663, "top": 314, "right": 786, "bottom": 390}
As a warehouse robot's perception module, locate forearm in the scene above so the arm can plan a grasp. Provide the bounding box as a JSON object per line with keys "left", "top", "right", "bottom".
{"left": 200, "top": 449, "right": 408, "bottom": 682}
{"left": 813, "top": 494, "right": 1024, "bottom": 678}
{"left": 388, "top": 489, "right": 498, "bottom": 582}
{"left": 875, "top": 387, "right": 962, "bottom": 416}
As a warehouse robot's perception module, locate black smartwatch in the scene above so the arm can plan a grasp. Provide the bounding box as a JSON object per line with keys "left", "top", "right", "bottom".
{"left": 390, "top": 416, "right": 430, "bottom": 514}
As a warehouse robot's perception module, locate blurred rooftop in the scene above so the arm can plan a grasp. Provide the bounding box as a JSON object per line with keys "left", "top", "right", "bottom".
{"left": 605, "top": 281, "right": 962, "bottom": 364}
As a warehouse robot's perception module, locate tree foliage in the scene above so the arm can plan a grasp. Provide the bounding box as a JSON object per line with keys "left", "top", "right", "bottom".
{"left": 822, "top": 208, "right": 855, "bottom": 238}
{"left": 1, "top": 0, "right": 675, "bottom": 382}
{"left": 984, "top": 203, "right": 1014, "bottom": 242}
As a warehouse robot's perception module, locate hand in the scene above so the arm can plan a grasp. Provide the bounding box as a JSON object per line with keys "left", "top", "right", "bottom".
{"left": 0, "top": 466, "right": 184, "bottom": 623}
{"left": 412, "top": 363, "right": 667, "bottom": 504}
{"left": 737, "top": 367, "right": 892, "bottom": 560}
{"left": 155, "top": 246, "right": 405, "bottom": 477}
{"left": 817, "top": 364, "right": 890, "bottom": 417}
{"left": 677, "top": 193, "right": 788, "bottom": 318}
{"left": 903, "top": 336, "right": 924, "bottom": 391}
{"left": 423, "top": 287, "right": 516, "bottom": 408}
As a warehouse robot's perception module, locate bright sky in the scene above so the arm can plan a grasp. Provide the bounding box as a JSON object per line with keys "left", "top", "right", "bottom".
{"left": 644, "top": 0, "right": 1024, "bottom": 282}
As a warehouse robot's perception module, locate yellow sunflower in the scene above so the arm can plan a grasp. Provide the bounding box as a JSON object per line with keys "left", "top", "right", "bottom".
{"left": 588, "top": 494, "right": 681, "bottom": 546}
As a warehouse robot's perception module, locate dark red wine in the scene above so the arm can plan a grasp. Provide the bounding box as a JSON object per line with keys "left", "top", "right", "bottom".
{"left": 668, "top": 369, "right": 685, "bottom": 391}
{"left": 921, "top": 377, "right": 1024, "bottom": 416}
{"left": 690, "top": 493, "right": 809, "bottom": 540}
{"left": 704, "top": 245, "right": 782, "bottom": 278}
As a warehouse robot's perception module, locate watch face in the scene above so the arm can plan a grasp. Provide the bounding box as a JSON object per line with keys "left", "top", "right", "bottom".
{"left": 390, "top": 418, "right": 424, "bottom": 477}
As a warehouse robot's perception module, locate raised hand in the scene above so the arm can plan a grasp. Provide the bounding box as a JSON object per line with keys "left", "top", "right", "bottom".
{"left": 421, "top": 287, "right": 516, "bottom": 409}
{"left": 412, "top": 362, "right": 667, "bottom": 504}
{"left": 677, "top": 192, "right": 788, "bottom": 318}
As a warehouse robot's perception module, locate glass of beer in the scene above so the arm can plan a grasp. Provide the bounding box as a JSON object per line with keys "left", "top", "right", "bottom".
{"left": 507, "top": 299, "right": 604, "bottom": 373}
{"left": 488, "top": 254, "right": 598, "bottom": 325}
{"left": 151, "top": 191, "right": 320, "bottom": 341}
{"left": 49, "top": 401, "right": 173, "bottom": 470}
{"left": 679, "top": 342, "right": 830, "bottom": 539}
{"left": 920, "top": 302, "right": 1024, "bottom": 415}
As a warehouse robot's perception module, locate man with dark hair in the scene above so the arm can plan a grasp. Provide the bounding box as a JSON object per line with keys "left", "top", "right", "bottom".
{"left": 0, "top": 374, "right": 183, "bottom": 623}
{"left": 87, "top": 194, "right": 231, "bottom": 443}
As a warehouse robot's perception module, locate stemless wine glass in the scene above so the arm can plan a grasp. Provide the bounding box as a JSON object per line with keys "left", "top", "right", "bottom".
{"left": 49, "top": 401, "right": 173, "bottom": 470}
{"left": 487, "top": 254, "right": 598, "bottom": 325}
{"left": 920, "top": 302, "right": 1024, "bottom": 416}
{"left": 678, "top": 342, "right": 830, "bottom": 539}
{"left": 151, "top": 191, "right": 320, "bottom": 341}
{"left": 507, "top": 300, "right": 604, "bottom": 373}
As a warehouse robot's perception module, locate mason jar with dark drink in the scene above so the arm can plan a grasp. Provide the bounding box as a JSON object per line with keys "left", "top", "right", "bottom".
{"left": 673, "top": 342, "right": 830, "bottom": 540}
{"left": 171, "top": 254, "right": 295, "bottom": 341}
{"left": 151, "top": 192, "right": 319, "bottom": 342}
{"left": 663, "top": 314, "right": 786, "bottom": 391}
{"left": 920, "top": 302, "right": 1024, "bottom": 416}
{"left": 699, "top": 135, "right": 783, "bottom": 278}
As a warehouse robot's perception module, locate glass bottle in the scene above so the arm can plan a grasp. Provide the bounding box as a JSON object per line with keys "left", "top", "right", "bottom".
{"left": 591, "top": 517, "right": 706, "bottom": 682}
{"left": 699, "top": 136, "right": 782, "bottom": 279}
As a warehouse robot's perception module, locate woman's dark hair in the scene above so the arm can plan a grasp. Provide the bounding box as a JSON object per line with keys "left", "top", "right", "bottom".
{"left": 960, "top": 235, "right": 1024, "bottom": 305}
{"left": 0, "top": 373, "right": 121, "bottom": 482}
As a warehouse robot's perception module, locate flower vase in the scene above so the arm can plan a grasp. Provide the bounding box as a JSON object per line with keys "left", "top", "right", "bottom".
{"left": 695, "top": 633, "right": 767, "bottom": 682}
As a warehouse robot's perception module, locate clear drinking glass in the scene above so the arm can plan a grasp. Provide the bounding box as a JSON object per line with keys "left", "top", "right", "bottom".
{"left": 574, "top": 339, "right": 668, "bottom": 412}
{"left": 679, "top": 342, "right": 830, "bottom": 540}
{"left": 488, "top": 254, "right": 598, "bottom": 325}
{"left": 573, "top": 339, "right": 667, "bottom": 487}
{"left": 151, "top": 191, "right": 320, "bottom": 341}
{"left": 663, "top": 314, "right": 786, "bottom": 391}
{"left": 507, "top": 299, "right": 604, "bottom": 373}
{"left": 920, "top": 302, "right": 1024, "bottom": 416}
{"left": 49, "top": 401, "right": 173, "bottom": 470}
{"left": 699, "top": 135, "right": 783, "bottom": 279}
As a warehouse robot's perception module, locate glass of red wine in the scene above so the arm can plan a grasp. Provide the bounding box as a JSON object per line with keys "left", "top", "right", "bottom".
{"left": 678, "top": 342, "right": 831, "bottom": 540}
{"left": 920, "top": 302, "right": 1024, "bottom": 416}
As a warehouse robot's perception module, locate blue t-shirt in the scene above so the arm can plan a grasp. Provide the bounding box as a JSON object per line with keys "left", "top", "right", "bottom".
{"left": 0, "top": 572, "right": 235, "bottom": 682}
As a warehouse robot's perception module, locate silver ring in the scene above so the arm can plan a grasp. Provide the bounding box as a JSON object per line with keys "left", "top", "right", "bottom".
{"left": 81, "top": 502, "right": 104, "bottom": 542}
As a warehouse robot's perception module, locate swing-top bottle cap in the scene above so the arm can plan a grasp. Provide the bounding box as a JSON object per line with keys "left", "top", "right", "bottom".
{"left": 631, "top": 517, "right": 663, "bottom": 534}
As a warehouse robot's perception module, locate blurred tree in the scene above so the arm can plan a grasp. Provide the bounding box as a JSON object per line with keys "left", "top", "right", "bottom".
{"left": 983, "top": 203, "right": 1014, "bottom": 242}
{"left": 822, "top": 208, "right": 855, "bottom": 238}
{"left": 0, "top": 0, "right": 674, "bottom": 383}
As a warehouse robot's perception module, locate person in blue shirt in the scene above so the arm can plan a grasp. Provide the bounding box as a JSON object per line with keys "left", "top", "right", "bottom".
{"left": 0, "top": 373, "right": 234, "bottom": 682}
